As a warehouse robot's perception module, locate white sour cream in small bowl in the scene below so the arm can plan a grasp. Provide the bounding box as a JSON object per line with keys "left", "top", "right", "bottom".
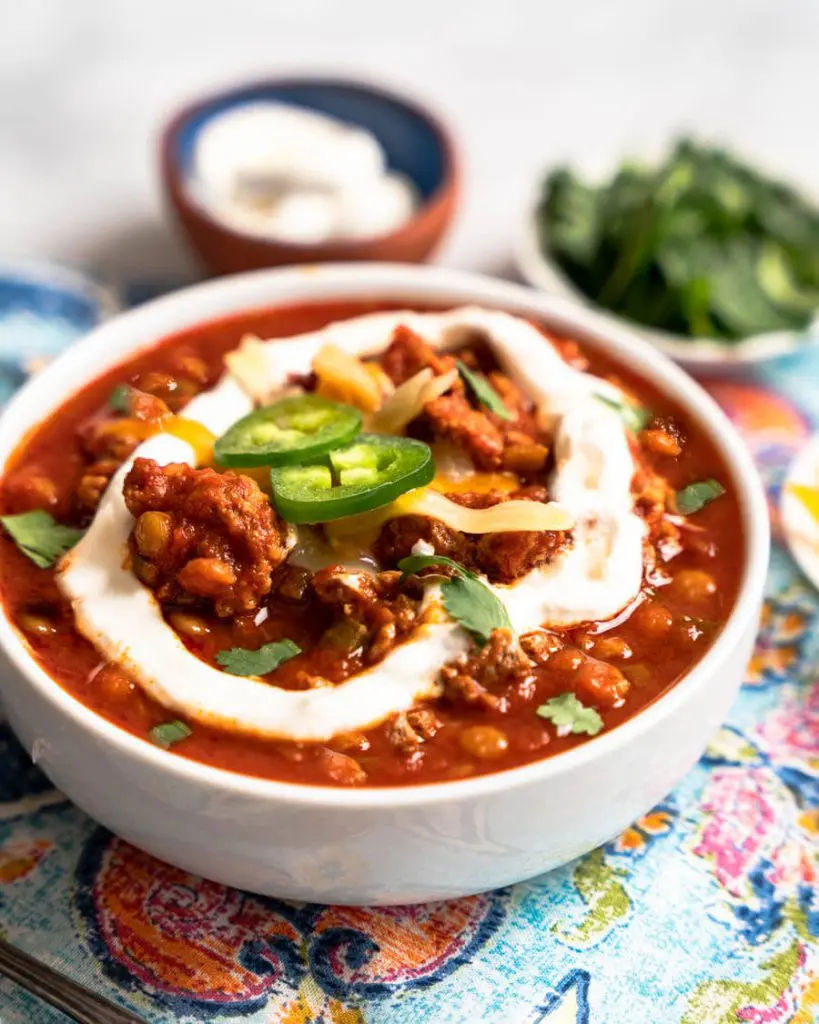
{"left": 0, "top": 265, "right": 769, "bottom": 905}
{"left": 161, "top": 79, "right": 459, "bottom": 275}
{"left": 190, "top": 101, "right": 418, "bottom": 246}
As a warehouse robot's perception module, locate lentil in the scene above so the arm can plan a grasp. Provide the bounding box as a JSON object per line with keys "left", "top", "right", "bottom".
{"left": 17, "top": 611, "right": 59, "bottom": 637}
{"left": 134, "top": 511, "right": 172, "bottom": 559}
{"left": 670, "top": 569, "right": 718, "bottom": 604}
{"left": 168, "top": 612, "right": 212, "bottom": 638}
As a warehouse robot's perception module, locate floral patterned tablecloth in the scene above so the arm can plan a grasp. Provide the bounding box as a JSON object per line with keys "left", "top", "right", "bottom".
{"left": 0, "top": 266, "right": 816, "bottom": 1024}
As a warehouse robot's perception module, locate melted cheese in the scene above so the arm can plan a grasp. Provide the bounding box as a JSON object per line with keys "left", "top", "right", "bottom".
{"left": 432, "top": 471, "right": 520, "bottom": 494}
{"left": 56, "top": 307, "right": 644, "bottom": 740}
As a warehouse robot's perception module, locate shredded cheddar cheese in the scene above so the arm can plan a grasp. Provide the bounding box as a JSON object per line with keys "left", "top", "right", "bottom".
{"left": 163, "top": 418, "right": 217, "bottom": 465}
{"left": 370, "top": 367, "right": 458, "bottom": 435}
{"left": 224, "top": 335, "right": 271, "bottom": 403}
{"left": 432, "top": 472, "right": 520, "bottom": 495}
{"left": 394, "top": 488, "right": 574, "bottom": 533}
{"left": 313, "top": 344, "right": 385, "bottom": 413}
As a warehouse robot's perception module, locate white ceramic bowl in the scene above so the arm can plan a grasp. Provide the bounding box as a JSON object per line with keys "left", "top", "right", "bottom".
{"left": 0, "top": 264, "right": 769, "bottom": 905}
{"left": 516, "top": 212, "right": 819, "bottom": 377}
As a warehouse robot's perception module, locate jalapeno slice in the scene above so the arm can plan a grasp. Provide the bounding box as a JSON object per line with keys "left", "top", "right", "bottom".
{"left": 271, "top": 434, "right": 435, "bottom": 523}
{"left": 214, "top": 395, "right": 362, "bottom": 468}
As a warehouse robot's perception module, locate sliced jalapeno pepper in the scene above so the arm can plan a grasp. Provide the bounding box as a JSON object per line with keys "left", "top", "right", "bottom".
{"left": 214, "top": 394, "right": 362, "bottom": 468}
{"left": 271, "top": 434, "right": 435, "bottom": 523}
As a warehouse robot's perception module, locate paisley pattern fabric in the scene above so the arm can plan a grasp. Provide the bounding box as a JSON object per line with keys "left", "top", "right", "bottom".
{"left": 0, "top": 268, "right": 817, "bottom": 1023}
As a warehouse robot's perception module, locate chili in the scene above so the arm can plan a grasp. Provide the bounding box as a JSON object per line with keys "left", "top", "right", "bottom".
{"left": 0, "top": 299, "right": 744, "bottom": 789}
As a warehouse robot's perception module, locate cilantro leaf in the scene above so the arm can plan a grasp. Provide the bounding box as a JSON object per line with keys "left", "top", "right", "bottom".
{"left": 456, "top": 360, "right": 513, "bottom": 421}
{"left": 536, "top": 692, "right": 604, "bottom": 736}
{"left": 0, "top": 510, "right": 84, "bottom": 569}
{"left": 595, "top": 393, "right": 653, "bottom": 433}
{"left": 441, "top": 572, "right": 512, "bottom": 644}
{"left": 673, "top": 478, "right": 726, "bottom": 515}
{"left": 398, "top": 553, "right": 512, "bottom": 645}
{"left": 109, "top": 384, "right": 132, "bottom": 413}
{"left": 216, "top": 639, "right": 301, "bottom": 677}
{"left": 149, "top": 720, "right": 192, "bottom": 749}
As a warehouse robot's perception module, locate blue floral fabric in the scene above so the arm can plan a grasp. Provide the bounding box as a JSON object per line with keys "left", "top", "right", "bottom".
{"left": 0, "top": 267, "right": 816, "bottom": 1024}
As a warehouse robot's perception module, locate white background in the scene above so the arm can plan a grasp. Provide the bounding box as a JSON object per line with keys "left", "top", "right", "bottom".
{"left": 2, "top": 0, "right": 819, "bottom": 285}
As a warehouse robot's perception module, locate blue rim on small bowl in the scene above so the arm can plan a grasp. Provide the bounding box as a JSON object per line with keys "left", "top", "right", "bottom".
{"left": 515, "top": 206, "right": 819, "bottom": 376}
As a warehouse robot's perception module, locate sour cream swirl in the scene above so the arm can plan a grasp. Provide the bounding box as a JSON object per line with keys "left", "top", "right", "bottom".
{"left": 57, "top": 308, "right": 644, "bottom": 741}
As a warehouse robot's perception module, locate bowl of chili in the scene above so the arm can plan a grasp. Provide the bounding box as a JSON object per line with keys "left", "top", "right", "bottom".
{"left": 0, "top": 264, "right": 769, "bottom": 904}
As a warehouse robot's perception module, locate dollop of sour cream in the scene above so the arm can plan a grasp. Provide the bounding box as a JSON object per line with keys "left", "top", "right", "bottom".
{"left": 57, "top": 308, "right": 645, "bottom": 741}
{"left": 192, "top": 102, "right": 418, "bottom": 245}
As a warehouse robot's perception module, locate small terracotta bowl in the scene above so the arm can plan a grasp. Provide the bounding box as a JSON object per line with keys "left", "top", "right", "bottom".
{"left": 159, "top": 78, "right": 460, "bottom": 276}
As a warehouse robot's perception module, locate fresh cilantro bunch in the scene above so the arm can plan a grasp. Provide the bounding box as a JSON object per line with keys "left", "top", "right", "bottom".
{"left": 539, "top": 139, "right": 819, "bottom": 342}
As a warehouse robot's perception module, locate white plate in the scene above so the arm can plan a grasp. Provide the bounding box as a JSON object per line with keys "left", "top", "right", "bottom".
{"left": 782, "top": 432, "right": 819, "bottom": 590}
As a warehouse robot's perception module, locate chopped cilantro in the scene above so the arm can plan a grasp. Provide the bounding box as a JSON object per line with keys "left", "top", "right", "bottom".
{"left": 536, "top": 692, "right": 604, "bottom": 737}
{"left": 0, "top": 510, "right": 84, "bottom": 569}
{"left": 441, "top": 572, "right": 512, "bottom": 644}
{"left": 673, "top": 478, "right": 726, "bottom": 515}
{"left": 216, "top": 638, "right": 301, "bottom": 677}
{"left": 109, "top": 384, "right": 132, "bottom": 413}
{"left": 595, "top": 393, "right": 653, "bottom": 433}
{"left": 456, "top": 360, "right": 513, "bottom": 421}
{"left": 397, "top": 553, "right": 511, "bottom": 645}
{"left": 149, "top": 720, "right": 192, "bottom": 749}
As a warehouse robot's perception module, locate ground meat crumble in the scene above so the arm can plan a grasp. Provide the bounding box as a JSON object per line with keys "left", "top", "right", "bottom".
{"left": 385, "top": 708, "right": 442, "bottom": 752}
{"left": 123, "top": 458, "right": 290, "bottom": 616}
{"left": 380, "top": 325, "right": 550, "bottom": 474}
{"left": 439, "top": 628, "right": 534, "bottom": 712}
{"left": 312, "top": 565, "right": 421, "bottom": 666}
{"left": 374, "top": 485, "right": 570, "bottom": 584}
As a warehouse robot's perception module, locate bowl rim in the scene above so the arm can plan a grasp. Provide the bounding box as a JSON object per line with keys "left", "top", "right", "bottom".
{"left": 0, "top": 263, "right": 770, "bottom": 809}
{"left": 159, "top": 75, "right": 460, "bottom": 255}
{"left": 0, "top": 259, "right": 120, "bottom": 319}
{"left": 515, "top": 206, "right": 819, "bottom": 368}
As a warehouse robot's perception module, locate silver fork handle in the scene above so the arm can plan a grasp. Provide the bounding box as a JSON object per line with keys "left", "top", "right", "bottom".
{"left": 0, "top": 936, "right": 145, "bottom": 1023}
